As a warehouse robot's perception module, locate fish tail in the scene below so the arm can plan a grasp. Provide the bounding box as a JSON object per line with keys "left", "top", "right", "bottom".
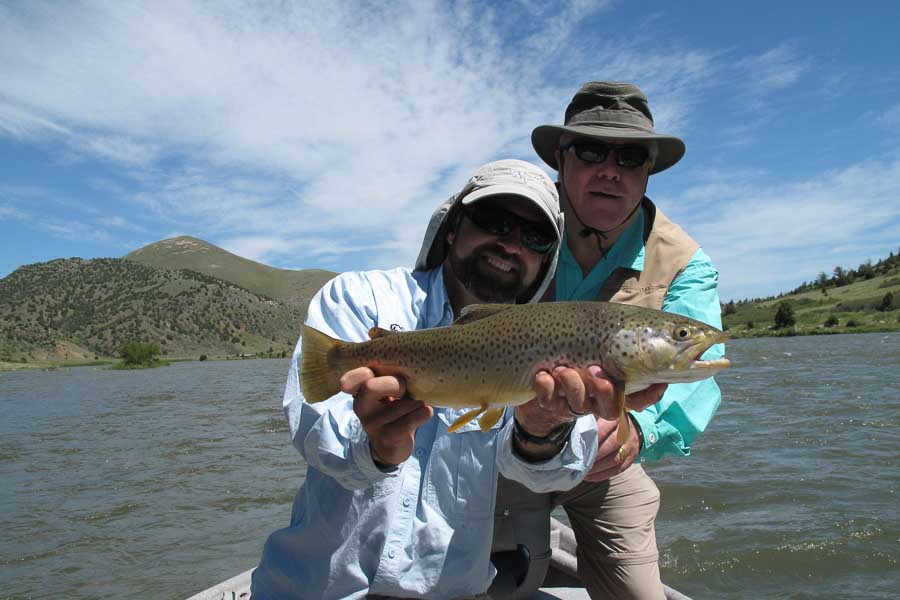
{"left": 615, "top": 384, "right": 631, "bottom": 445}
{"left": 300, "top": 324, "right": 347, "bottom": 403}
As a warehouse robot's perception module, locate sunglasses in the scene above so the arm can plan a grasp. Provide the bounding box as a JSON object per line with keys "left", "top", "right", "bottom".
{"left": 566, "top": 140, "right": 650, "bottom": 169}
{"left": 462, "top": 205, "right": 556, "bottom": 254}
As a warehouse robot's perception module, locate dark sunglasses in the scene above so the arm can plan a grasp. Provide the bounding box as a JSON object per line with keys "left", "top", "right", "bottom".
{"left": 566, "top": 140, "right": 650, "bottom": 169}
{"left": 462, "top": 205, "right": 556, "bottom": 254}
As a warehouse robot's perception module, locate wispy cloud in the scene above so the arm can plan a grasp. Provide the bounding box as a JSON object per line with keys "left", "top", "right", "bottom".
{"left": 666, "top": 159, "right": 900, "bottom": 300}
{"left": 0, "top": 0, "right": 724, "bottom": 270}
{"left": 736, "top": 44, "right": 808, "bottom": 92}
{"left": 878, "top": 103, "right": 900, "bottom": 131}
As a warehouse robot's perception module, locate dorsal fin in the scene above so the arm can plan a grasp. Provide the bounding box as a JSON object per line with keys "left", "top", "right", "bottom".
{"left": 453, "top": 303, "right": 514, "bottom": 326}
{"left": 368, "top": 326, "right": 394, "bottom": 339}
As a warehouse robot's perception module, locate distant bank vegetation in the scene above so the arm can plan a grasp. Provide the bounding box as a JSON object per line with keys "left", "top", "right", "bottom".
{"left": 722, "top": 249, "right": 900, "bottom": 337}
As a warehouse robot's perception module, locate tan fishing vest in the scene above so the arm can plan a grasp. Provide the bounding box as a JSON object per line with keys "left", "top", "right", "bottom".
{"left": 547, "top": 198, "right": 699, "bottom": 309}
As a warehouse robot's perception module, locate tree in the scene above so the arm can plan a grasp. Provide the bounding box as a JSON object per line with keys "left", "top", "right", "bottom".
{"left": 722, "top": 300, "right": 737, "bottom": 316}
{"left": 774, "top": 301, "right": 796, "bottom": 328}
{"left": 825, "top": 315, "right": 839, "bottom": 327}
{"left": 832, "top": 266, "right": 848, "bottom": 287}
{"left": 120, "top": 341, "right": 161, "bottom": 366}
{"left": 879, "top": 292, "right": 894, "bottom": 312}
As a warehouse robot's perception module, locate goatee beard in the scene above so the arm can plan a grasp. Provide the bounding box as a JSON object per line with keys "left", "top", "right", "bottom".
{"left": 452, "top": 246, "right": 526, "bottom": 303}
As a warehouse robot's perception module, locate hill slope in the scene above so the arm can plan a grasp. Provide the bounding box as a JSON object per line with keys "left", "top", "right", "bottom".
{"left": 126, "top": 236, "right": 334, "bottom": 305}
{"left": 722, "top": 267, "right": 900, "bottom": 337}
{"left": 0, "top": 258, "right": 312, "bottom": 362}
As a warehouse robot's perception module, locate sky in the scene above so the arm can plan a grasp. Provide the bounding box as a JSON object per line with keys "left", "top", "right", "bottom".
{"left": 1, "top": 0, "right": 899, "bottom": 302}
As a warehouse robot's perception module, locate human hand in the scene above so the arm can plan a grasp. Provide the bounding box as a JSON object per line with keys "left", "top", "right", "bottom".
{"left": 625, "top": 383, "right": 668, "bottom": 412}
{"left": 584, "top": 415, "right": 640, "bottom": 482}
{"left": 340, "top": 367, "right": 433, "bottom": 468}
{"left": 520, "top": 365, "right": 621, "bottom": 432}
{"left": 515, "top": 366, "right": 601, "bottom": 437}
{"left": 583, "top": 382, "right": 667, "bottom": 481}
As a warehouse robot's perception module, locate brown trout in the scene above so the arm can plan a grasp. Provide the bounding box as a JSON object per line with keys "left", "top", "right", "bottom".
{"left": 300, "top": 301, "right": 729, "bottom": 443}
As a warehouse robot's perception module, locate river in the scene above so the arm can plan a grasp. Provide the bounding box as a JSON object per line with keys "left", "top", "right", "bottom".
{"left": 1, "top": 333, "right": 897, "bottom": 599}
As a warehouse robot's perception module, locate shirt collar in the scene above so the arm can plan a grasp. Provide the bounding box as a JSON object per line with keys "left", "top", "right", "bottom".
{"left": 414, "top": 265, "right": 456, "bottom": 327}
{"left": 559, "top": 208, "right": 646, "bottom": 274}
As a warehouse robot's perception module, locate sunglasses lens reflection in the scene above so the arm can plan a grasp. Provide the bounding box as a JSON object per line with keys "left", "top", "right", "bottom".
{"left": 465, "top": 207, "right": 555, "bottom": 254}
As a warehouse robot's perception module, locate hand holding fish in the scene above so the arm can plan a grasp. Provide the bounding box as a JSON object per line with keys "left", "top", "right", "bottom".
{"left": 340, "top": 367, "right": 434, "bottom": 468}
{"left": 584, "top": 382, "right": 667, "bottom": 482}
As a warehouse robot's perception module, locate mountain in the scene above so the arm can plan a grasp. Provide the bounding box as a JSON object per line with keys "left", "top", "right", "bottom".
{"left": 125, "top": 236, "right": 334, "bottom": 304}
{"left": 0, "top": 238, "right": 337, "bottom": 364}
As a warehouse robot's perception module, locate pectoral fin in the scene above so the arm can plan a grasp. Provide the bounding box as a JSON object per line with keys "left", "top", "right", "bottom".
{"left": 447, "top": 406, "right": 485, "bottom": 433}
{"left": 614, "top": 382, "right": 631, "bottom": 445}
{"left": 478, "top": 407, "right": 505, "bottom": 432}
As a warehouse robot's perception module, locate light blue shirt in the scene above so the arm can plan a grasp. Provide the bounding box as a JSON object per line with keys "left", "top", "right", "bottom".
{"left": 252, "top": 266, "right": 598, "bottom": 600}
{"left": 556, "top": 210, "right": 724, "bottom": 461}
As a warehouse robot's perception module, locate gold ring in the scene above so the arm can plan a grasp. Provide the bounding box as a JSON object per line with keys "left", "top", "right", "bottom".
{"left": 616, "top": 445, "right": 627, "bottom": 462}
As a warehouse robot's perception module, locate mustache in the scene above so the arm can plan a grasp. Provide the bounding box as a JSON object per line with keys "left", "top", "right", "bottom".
{"left": 473, "top": 244, "right": 524, "bottom": 272}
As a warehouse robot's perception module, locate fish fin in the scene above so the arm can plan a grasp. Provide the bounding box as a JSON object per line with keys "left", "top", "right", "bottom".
{"left": 453, "top": 303, "right": 515, "bottom": 325}
{"left": 447, "top": 406, "right": 485, "bottom": 433}
{"left": 478, "top": 406, "right": 505, "bottom": 432}
{"left": 614, "top": 382, "right": 631, "bottom": 445}
{"left": 300, "top": 325, "right": 345, "bottom": 403}
{"left": 367, "top": 326, "right": 393, "bottom": 339}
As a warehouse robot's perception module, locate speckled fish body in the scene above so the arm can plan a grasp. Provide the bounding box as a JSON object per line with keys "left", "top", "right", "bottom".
{"left": 300, "top": 301, "right": 729, "bottom": 436}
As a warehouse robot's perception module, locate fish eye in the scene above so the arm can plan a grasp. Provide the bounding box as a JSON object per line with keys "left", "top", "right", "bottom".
{"left": 674, "top": 326, "right": 691, "bottom": 340}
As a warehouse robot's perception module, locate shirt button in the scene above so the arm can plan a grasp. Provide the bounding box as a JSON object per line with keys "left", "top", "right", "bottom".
{"left": 415, "top": 448, "right": 424, "bottom": 458}
{"left": 648, "top": 433, "right": 656, "bottom": 444}
{"left": 402, "top": 497, "right": 411, "bottom": 508}
{"left": 387, "top": 549, "right": 397, "bottom": 559}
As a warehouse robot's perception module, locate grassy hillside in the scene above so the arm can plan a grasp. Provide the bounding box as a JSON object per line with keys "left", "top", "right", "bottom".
{"left": 125, "top": 236, "right": 335, "bottom": 305}
{"left": 0, "top": 257, "right": 312, "bottom": 364}
{"left": 722, "top": 265, "right": 900, "bottom": 338}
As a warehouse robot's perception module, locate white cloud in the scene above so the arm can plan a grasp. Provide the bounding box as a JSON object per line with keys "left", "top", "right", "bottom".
{"left": 0, "top": 102, "right": 69, "bottom": 139}
{"left": 737, "top": 44, "right": 808, "bottom": 91}
{"left": 665, "top": 159, "right": 900, "bottom": 301}
{"left": 0, "top": 0, "right": 724, "bottom": 272}
{"left": 3, "top": 0, "right": 892, "bottom": 302}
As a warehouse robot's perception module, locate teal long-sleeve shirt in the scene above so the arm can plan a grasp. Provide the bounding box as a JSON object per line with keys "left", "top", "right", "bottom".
{"left": 555, "top": 209, "right": 724, "bottom": 461}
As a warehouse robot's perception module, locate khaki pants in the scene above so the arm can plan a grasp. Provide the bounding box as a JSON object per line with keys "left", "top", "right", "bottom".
{"left": 494, "top": 465, "right": 664, "bottom": 600}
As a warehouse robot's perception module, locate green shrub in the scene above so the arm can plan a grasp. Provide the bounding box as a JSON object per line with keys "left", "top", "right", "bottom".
{"left": 120, "top": 341, "right": 161, "bottom": 365}
{"left": 824, "top": 315, "right": 839, "bottom": 327}
{"left": 774, "top": 302, "right": 796, "bottom": 328}
{"left": 199, "top": 354, "right": 207, "bottom": 361}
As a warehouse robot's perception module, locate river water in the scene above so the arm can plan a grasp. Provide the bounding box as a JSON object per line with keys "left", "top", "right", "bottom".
{"left": 1, "top": 333, "right": 897, "bottom": 599}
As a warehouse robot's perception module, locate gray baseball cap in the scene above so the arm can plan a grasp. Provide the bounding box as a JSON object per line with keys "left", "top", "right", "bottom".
{"left": 414, "top": 159, "right": 563, "bottom": 304}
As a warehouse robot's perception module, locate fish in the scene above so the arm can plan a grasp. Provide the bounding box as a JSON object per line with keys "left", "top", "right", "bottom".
{"left": 300, "top": 301, "right": 730, "bottom": 443}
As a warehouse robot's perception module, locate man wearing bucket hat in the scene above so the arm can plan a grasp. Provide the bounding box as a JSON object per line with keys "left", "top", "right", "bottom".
{"left": 251, "top": 159, "right": 601, "bottom": 600}
{"left": 493, "top": 82, "right": 725, "bottom": 599}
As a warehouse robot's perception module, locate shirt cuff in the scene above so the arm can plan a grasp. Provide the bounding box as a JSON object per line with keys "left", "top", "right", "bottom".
{"left": 351, "top": 429, "right": 399, "bottom": 483}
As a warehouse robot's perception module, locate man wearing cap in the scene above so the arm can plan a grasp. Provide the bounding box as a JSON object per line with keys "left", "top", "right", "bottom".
{"left": 495, "top": 82, "right": 725, "bottom": 599}
{"left": 251, "top": 159, "right": 601, "bottom": 600}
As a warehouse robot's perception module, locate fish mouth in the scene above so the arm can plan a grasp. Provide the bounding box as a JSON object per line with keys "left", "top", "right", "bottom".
{"left": 672, "top": 329, "right": 729, "bottom": 371}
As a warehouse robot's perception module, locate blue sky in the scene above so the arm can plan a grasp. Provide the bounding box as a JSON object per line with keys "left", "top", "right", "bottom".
{"left": 1, "top": 1, "right": 898, "bottom": 302}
